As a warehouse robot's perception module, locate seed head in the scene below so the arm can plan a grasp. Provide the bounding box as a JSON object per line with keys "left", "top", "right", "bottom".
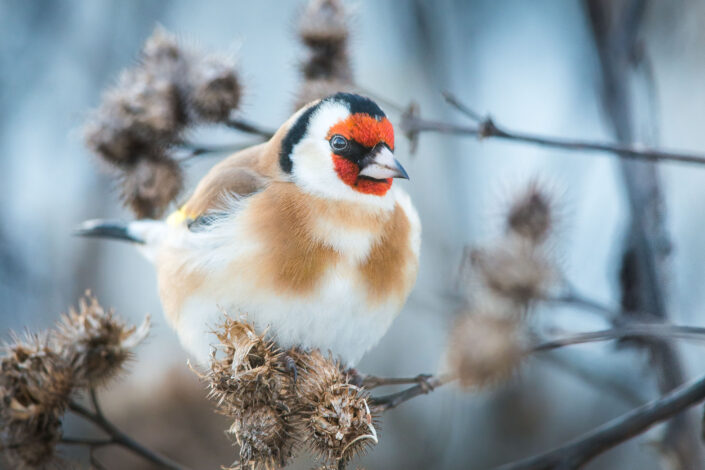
{"left": 120, "top": 155, "right": 183, "bottom": 219}
{"left": 471, "top": 241, "right": 555, "bottom": 306}
{"left": 298, "top": 351, "right": 378, "bottom": 465}
{"left": 227, "top": 405, "right": 296, "bottom": 470}
{"left": 84, "top": 68, "right": 186, "bottom": 167}
{"left": 506, "top": 181, "right": 554, "bottom": 244}
{"left": 55, "top": 292, "right": 150, "bottom": 387}
{"left": 447, "top": 313, "right": 526, "bottom": 389}
{"left": 0, "top": 334, "right": 73, "bottom": 469}
{"left": 298, "top": 0, "right": 352, "bottom": 91}
{"left": 189, "top": 54, "right": 241, "bottom": 123}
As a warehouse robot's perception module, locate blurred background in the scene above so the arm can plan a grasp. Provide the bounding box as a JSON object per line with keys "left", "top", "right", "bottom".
{"left": 2, "top": 0, "right": 705, "bottom": 468}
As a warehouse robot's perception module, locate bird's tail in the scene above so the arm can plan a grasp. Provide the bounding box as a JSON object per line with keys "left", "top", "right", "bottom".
{"left": 75, "top": 219, "right": 168, "bottom": 261}
{"left": 74, "top": 219, "right": 144, "bottom": 243}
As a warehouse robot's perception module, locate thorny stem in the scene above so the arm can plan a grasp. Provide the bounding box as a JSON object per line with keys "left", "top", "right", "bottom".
{"left": 67, "top": 390, "right": 190, "bottom": 470}
{"left": 494, "top": 373, "right": 705, "bottom": 470}
{"left": 400, "top": 92, "right": 705, "bottom": 166}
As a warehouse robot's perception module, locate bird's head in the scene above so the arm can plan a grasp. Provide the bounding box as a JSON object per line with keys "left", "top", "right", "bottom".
{"left": 278, "top": 93, "right": 408, "bottom": 206}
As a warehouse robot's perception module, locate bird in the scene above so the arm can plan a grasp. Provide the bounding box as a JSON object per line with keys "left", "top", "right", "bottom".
{"left": 77, "top": 92, "right": 421, "bottom": 367}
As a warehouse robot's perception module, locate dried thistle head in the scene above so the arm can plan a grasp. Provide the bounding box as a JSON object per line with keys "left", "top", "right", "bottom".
{"left": 189, "top": 54, "right": 241, "bottom": 123}
{"left": 206, "top": 318, "right": 290, "bottom": 413}
{"left": 446, "top": 313, "right": 526, "bottom": 389}
{"left": 0, "top": 334, "right": 73, "bottom": 469}
{"left": 120, "top": 155, "right": 183, "bottom": 219}
{"left": 471, "top": 241, "right": 555, "bottom": 306}
{"left": 298, "top": 0, "right": 352, "bottom": 95}
{"left": 204, "top": 319, "right": 299, "bottom": 469}
{"left": 84, "top": 68, "right": 186, "bottom": 167}
{"left": 227, "top": 405, "right": 296, "bottom": 470}
{"left": 298, "top": 351, "right": 378, "bottom": 465}
{"left": 56, "top": 292, "right": 150, "bottom": 388}
{"left": 141, "top": 26, "right": 189, "bottom": 78}
{"left": 506, "top": 181, "right": 554, "bottom": 244}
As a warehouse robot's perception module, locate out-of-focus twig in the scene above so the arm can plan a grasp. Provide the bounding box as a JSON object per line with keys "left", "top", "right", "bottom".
{"left": 224, "top": 117, "right": 275, "bottom": 139}
{"left": 175, "top": 141, "right": 261, "bottom": 161}
{"left": 584, "top": 0, "right": 705, "bottom": 467}
{"left": 494, "top": 373, "right": 705, "bottom": 470}
{"left": 67, "top": 390, "right": 190, "bottom": 470}
{"left": 532, "top": 324, "right": 705, "bottom": 352}
{"left": 399, "top": 92, "right": 705, "bottom": 166}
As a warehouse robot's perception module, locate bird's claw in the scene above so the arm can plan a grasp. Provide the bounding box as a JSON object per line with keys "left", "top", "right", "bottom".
{"left": 416, "top": 374, "right": 435, "bottom": 394}
{"left": 283, "top": 354, "right": 298, "bottom": 385}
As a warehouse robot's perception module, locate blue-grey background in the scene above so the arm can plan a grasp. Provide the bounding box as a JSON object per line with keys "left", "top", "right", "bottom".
{"left": 1, "top": 1, "right": 704, "bottom": 468}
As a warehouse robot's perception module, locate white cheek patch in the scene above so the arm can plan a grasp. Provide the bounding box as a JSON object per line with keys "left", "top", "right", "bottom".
{"left": 290, "top": 101, "right": 396, "bottom": 211}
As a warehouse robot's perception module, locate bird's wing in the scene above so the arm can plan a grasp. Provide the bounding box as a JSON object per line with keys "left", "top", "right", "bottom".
{"left": 167, "top": 142, "right": 280, "bottom": 229}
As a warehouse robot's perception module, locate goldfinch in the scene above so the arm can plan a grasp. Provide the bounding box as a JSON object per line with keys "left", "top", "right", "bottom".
{"left": 77, "top": 93, "right": 421, "bottom": 366}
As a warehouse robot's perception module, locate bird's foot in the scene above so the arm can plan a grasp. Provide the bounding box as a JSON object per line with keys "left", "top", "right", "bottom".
{"left": 282, "top": 354, "right": 298, "bottom": 385}
{"left": 415, "top": 374, "right": 435, "bottom": 394}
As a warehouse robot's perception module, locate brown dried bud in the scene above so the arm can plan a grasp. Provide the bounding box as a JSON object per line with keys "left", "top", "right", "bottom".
{"left": 298, "top": 351, "right": 378, "bottom": 465}
{"left": 506, "top": 182, "right": 554, "bottom": 244}
{"left": 298, "top": 0, "right": 352, "bottom": 83}
{"left": 0, "top": 334, "right": 73, "bottom": 469}
{"left": 228, "top": 406, "right": 296, "bottom": 470}
{"left": 55, "top": 292, "right": 150, "bottom": 387}
{"left": 141, "top": 26, "right": 188, "bottom": 78}
{"left": 471, "top": 241, "right": 555, "bottom": 305}
{"left": 203, "top": 318, "right": 299, "bottom": 469}
{"left": 189, "top": 54, "right": 241, "bottom": 123}
{"left": 121, "top": 155, "right": 183, "bottom": 219}
{"left": 85, "top": 68, "right": 186, "bottom": 166}
{"left": 447, "top": 313, "right": 526, "bottom": 389}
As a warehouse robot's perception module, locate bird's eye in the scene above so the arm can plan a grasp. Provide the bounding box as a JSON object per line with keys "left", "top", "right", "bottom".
{"left": 330, "top": 134, "right": 348, "bottom": 152}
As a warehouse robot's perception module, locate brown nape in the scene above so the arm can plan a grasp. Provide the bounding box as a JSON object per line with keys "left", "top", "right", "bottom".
{"left": 361, "top": 203, "right": 415, "bottom": 305}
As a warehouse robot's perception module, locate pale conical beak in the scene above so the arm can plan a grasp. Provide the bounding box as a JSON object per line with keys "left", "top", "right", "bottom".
{"left": 358, "top": 146, "right": 409, "bottom": 180}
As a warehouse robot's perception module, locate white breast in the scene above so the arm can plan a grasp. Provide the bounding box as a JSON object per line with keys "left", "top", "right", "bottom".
{"left": 165, "top": 187, "right": 420, "bottom": 367}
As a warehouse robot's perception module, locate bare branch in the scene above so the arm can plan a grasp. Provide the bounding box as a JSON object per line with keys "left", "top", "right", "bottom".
{"left": 370, "top": 375, "right": 453, "bottom": 412}
{"left": 400, "top": 94, "right": 705, "bottom": 166}
{"left": 68, "top": 398, "right": 190, "bottom": 470}
{"left": 532, "top": 324, "right": 705, "bottom": 353}
{"left": 494, "top": 373, "right": 705, "bottom": 470}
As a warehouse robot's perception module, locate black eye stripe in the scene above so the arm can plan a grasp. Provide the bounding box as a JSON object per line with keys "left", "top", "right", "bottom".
{"left": 332, "top": 139, "right": 370, "bottom": 163}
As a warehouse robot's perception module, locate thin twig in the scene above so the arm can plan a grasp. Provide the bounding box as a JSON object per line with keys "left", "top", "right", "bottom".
{"left": 60, "top": 437, "right": 114, "bottom": 447}
{"left": 532, "top": 324, "right": 705, "bottom": 353}
{"left": 68, "top": 400, "right": 190, "bottom": 470}
{"left": 400, "top": 93, "right": 705, "bottom": 166}
{"left": 175, "top": 141, "right": 259, "bottom": 162}
{"left": 494, "top": 373, "right": 705, "bottom": 470}
{"left": 362, "top": 373, "right": 434, "bottom": 390}
{"left": 370, "top": 375, "right": 453, "bottom": 411}
{"left": 224, "top": 117, "right": 275, "bottom": 139}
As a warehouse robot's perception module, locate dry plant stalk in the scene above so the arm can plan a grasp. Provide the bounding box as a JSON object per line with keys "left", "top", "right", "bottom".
{"left": 0, "top": 293, "right": 149, "bottom": 469}
{"left": 201, "top": 318, "right": 378, "bottom": 469}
